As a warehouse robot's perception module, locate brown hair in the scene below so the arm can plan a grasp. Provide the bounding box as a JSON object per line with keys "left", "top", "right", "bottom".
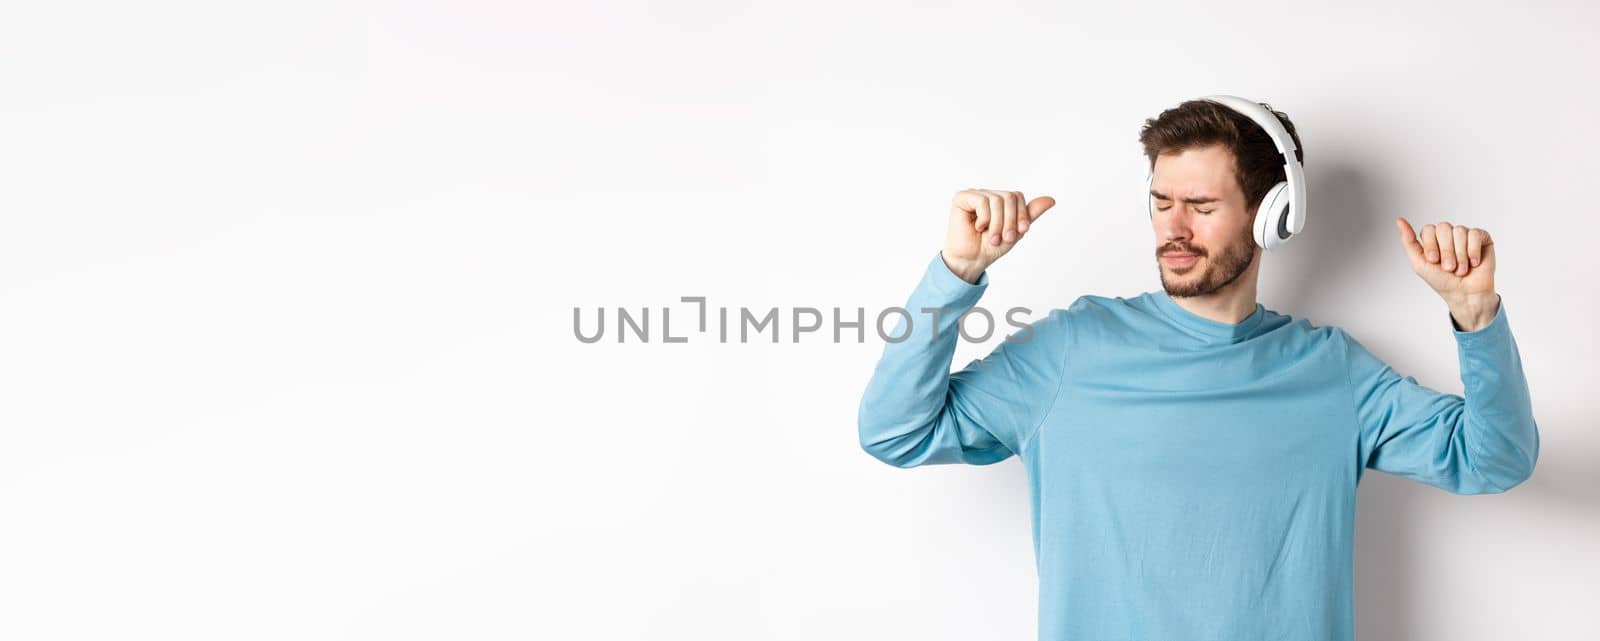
{"left": 1138, "top": 99, "right": 1304, "bottom": 212}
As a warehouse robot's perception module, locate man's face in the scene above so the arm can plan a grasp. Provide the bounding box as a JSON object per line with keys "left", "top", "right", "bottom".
{"left": 1149, "top": 145, "right": 1260, "bottom": 298}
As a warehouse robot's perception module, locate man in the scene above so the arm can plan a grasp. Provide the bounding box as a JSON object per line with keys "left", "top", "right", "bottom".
{"left": 855, "top": 97, "right": 1539, "bottom": 641}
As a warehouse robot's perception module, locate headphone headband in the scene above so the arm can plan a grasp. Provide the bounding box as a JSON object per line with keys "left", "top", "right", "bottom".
{"left": 1199, "top": 95, "right": 1299, "bottom": 162}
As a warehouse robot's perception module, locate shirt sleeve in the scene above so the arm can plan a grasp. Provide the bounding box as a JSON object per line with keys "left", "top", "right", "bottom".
{"left": 856, "top": 251, "right": 1068, "bottom": 468}
{"left": 1344, "top": 294, "right": 1540, "bottom": 494}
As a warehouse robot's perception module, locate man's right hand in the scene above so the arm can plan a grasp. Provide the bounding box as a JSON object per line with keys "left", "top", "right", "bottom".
{"left": 942, "top": 189, "right": 1057, "bottom": 284}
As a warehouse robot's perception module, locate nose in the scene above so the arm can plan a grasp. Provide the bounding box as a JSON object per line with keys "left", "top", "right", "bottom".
{"left": 1158, "top": 207, "right": 1193, "bottom": 243}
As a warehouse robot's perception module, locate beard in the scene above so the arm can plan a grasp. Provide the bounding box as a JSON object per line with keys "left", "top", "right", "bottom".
{"left": 1157, "top": 221, "right": 1258, "bottom": 298}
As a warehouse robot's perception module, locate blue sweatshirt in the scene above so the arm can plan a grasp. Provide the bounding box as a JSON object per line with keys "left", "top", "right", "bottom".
{"left": 857, "top": 251, "right": 1540, "bottom": 641}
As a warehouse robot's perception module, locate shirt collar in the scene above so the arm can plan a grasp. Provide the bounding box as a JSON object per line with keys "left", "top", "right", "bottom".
{"left": 1149, "top": 289, "right": 1268, "bottom": 343}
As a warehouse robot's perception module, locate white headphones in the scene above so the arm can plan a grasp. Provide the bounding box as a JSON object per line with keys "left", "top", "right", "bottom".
{"left": 1146, "top": 95, "right": 1307, "bottom": 251}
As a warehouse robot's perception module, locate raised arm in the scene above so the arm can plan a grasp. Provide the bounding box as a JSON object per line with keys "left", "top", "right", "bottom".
{"left": 1348, "top": 218, "right": 1541, "bottom": 493}
{"left": 1344, "top": 296, "right": 1539, "bottom": 494}
{"left": 857, "top": 189, "right": 1064, "bottom": 468}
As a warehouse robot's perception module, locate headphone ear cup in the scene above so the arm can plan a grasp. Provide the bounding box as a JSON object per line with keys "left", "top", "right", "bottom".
{"left": 1254, "top": 182, "right": 1291, "bottom": 249}
{"left": 1145, "top": 173, "right": 1155, "bottom": 219}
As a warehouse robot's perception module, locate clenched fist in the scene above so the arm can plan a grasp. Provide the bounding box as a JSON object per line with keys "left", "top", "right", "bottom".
{"left": 942, "top": 189, "right": 1057, "bottom": 284}
{"left": 1394, "top": 216, "right": 1501, "bottom": 331}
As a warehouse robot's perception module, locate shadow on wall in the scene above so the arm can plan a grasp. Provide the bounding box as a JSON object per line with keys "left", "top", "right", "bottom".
{"left": 1350, "top": 444, "right": 1600, "bottom": 641}
{"left": 1269, "top": 152, "right": 1600, "bottom": 641}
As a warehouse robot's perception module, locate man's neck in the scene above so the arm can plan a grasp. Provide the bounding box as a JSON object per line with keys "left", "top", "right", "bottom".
{"left": 1168, "top": 267, "right": 1261, "bottom": 325}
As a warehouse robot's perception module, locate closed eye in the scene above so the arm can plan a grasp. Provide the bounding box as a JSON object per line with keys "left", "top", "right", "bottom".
{"left": 1154, "top": 204, "right": 1215, "bottom": 214}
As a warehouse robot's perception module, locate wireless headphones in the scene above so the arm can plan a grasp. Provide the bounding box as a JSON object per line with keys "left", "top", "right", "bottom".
{"left": 1146, "top": 95, "right": 1307, "bottom": 251}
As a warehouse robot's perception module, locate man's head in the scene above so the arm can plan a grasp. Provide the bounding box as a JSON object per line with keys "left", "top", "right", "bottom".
{"left": 1138, "top": 99, "right": 1303, "bottom": 298}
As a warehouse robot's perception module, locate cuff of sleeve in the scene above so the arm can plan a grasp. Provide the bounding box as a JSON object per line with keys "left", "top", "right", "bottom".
{"left": 923, "top": 250, "right": 989, "bottom": 303}
{"left": 1451, "top": 293, "right": 1509, "bottom": 344}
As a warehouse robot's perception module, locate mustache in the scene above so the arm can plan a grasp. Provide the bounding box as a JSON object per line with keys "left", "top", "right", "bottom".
{"left": 1157, "top": 244, "right": 1206, "bottom": 256}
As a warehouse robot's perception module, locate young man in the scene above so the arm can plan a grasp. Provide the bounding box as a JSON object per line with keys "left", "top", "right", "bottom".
{"left": 856, "top": 98, "right": 1539, "bottom": 641}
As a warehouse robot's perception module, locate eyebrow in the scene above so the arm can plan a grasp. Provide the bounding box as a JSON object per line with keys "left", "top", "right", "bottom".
{"left": 1149, "top": 190, "right": 1220, "bottom": 204}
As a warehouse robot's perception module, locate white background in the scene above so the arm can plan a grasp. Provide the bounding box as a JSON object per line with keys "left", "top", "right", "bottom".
{"left": 1, "top": 1, "right": 1595, "bottom": 639}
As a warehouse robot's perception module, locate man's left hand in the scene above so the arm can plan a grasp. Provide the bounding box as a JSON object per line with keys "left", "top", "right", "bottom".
{"left": 1394, "top": 217, "right": 1500, "bottom": 331}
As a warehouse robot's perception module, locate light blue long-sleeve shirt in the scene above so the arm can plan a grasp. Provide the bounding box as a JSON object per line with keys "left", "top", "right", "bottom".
{"left": 857, "top": 251, "right": 1540, "bottom": 641}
